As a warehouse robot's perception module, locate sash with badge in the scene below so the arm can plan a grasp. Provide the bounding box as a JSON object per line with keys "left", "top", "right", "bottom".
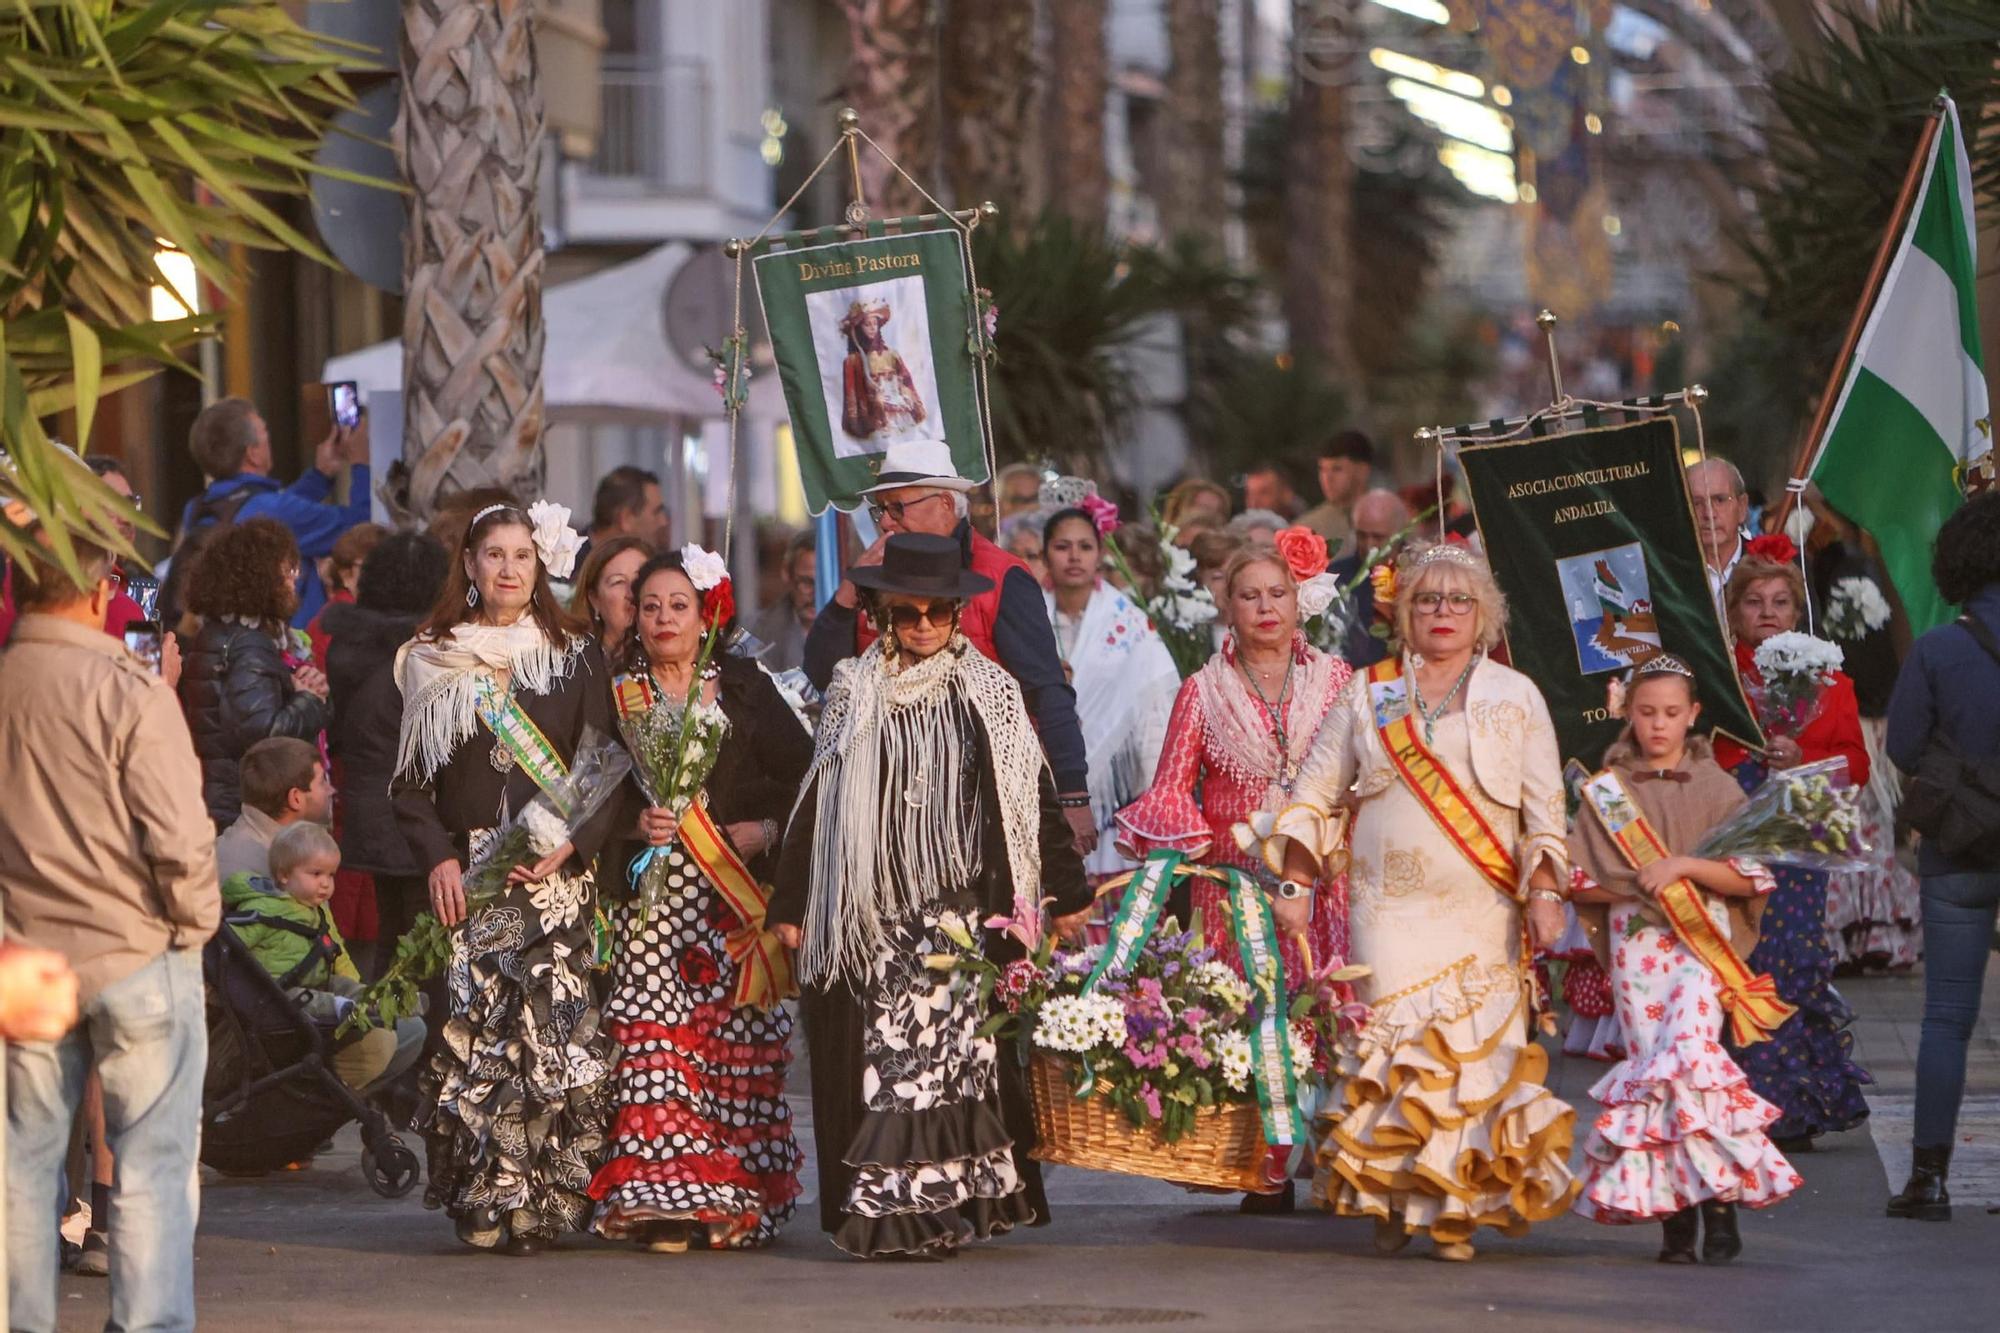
{"left": 1578, "top": 768, "right": 1795, "bottom": 1044}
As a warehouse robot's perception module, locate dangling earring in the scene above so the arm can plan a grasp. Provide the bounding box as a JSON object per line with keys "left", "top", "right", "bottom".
{"left": 466, "top": 586, "right": 480, "bottom": 609}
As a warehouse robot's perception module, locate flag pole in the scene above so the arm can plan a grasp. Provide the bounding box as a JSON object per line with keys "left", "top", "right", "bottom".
{"left": 1773, "top": 95, "right": 1948, "bottom": 532}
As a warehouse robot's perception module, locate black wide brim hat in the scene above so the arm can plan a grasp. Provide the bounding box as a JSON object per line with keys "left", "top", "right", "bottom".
{"left": 847, "top": 532, "right": 995, "bottom": 600}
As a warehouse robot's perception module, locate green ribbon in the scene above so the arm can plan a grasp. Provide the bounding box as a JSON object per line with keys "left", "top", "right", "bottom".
{"left": 1220, "top": 867, "right": 1304, "bottom": 1148}
{"left": 1085, "top": 850, "right": 1182, "bottom": 994}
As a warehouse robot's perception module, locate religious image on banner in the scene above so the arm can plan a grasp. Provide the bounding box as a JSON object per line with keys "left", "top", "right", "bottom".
{"left": 1457, "top": 415, "right": 1762, "bottom": 767}
{"left": 819, "top": 285, "right": 935, "bottom": 453}
{"left": 754, "top": 227, "right": 989, "bottom": 513}
{"left": 1555, "top": 541, "right": 1661, "bottom": 674}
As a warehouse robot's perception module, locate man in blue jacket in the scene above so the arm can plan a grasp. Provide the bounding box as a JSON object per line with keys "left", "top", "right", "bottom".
{"left": 175, "top": 397, "right": 371, "bottom": 627}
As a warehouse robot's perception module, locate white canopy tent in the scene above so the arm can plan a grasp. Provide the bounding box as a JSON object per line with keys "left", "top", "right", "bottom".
{"left": 323, "top": 242, "right": 793, "bottom": 536}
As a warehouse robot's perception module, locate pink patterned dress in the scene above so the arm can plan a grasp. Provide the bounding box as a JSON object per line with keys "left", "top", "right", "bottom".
{"left": 1115, "top": 634, "right": 1351, "bottom": 981}
{"left": 1572, "top": 877, "right": 1804, "bottom": 1223}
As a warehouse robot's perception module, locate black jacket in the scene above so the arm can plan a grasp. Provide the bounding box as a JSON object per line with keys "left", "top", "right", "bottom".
{"left": 323, "top": 602, "right": 423, "bottom": 877}
{"left": 178, "top": 619, "right": 330, "bottom": 828}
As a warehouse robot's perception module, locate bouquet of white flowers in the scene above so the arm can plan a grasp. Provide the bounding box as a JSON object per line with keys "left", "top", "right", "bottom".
{"left": 1692, "top": 757, "right": 1869, "bottom": 872}
{"left": 1823, "top": 576, "right": 1892, "bottom": 642}
{"left": 1749, "top": 630, "right": 1844, "bottom": 738}
{"left": 1105, "top": 513, "right": 1218, "bottom": 678}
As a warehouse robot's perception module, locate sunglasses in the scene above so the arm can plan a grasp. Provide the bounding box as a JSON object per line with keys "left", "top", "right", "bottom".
{"left": 867, "top": 492, "right": 951, "bottom": 525}
{"left": 885, "top": 601, "right": 958, "bottom": 629}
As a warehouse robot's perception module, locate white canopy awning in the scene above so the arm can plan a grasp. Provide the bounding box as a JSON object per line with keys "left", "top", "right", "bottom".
{"left": 323, "top": 242, "right": 775, "bottom": 422}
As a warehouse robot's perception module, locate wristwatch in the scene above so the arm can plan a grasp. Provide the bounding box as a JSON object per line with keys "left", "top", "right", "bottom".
{"left": 1275, "top": 879, "right": 1310, "bottom": 901}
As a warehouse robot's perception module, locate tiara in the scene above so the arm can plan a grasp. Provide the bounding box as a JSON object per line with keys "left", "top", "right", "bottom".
{"left": 470, "top": 502, "right": 515, "bottom": 528}
{"left": 1038, "top": 474, "right": 1096, "bottom": 508}
{"left": 1403, "top": 542, "right": 1481, "bottom": 572}
{"left": 1633, "top": 653, "right": 1696, "bottom": 680}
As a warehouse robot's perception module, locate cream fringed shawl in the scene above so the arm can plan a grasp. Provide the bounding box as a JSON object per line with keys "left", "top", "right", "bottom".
{"left": 392, "top": 621, "right": 583, "bottom": 783}
{"left": 795, "top": 638, "right": 1047, "bottom": 987}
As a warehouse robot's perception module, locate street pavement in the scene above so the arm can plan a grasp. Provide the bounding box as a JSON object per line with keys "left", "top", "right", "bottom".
{"left": 53, "top": 961, "right": 2000, "bottom": 1333}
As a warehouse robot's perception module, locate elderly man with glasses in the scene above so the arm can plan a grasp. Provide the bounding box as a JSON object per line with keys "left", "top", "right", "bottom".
{"left": 803, "top": 438, "right": 1097, "bottom": 855}
{"left": 1686, "top": 457, "right": 1753, "bottom": 613}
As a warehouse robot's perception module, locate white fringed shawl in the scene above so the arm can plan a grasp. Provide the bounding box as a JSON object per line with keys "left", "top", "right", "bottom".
{"left": 391, "top": 621, "right": 583, "bottom": 783}
{"left": 795, "top": 638, "right": 1047, "bottom": 987}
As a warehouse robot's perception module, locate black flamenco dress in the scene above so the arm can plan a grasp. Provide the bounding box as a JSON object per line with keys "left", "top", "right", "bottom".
{"left": 391, "top": 640, "right": 622, "bottom": 1246}
{"left": 769, "top": 694, "right": 1089, "bottom": 1258}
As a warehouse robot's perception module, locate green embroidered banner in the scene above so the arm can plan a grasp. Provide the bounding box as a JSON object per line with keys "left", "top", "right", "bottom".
{"left": 1457, "top": 415, "right": 1763, "bottom": 767}
{"left": 752, "top": 226, "right": 989, "bottom": 514}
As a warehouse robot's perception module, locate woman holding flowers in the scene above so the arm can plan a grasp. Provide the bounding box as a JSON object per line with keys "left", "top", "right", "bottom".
{"left": 1043, "top": 502, "right": 1180, "bottom": 884}
{"left": 588, "top": 548, "right": 813, "bottom": 1252}
{"left": 1713, "top": 540, "right": 1872, "bottom": 1150}
{"left": 1249, "top": 544, "right": 1578, "bottom": 1260}
{"left": 391, "top": 500, "right": 618, "bottom": 1257}
{"left": 1117, "top": 534, "right": 1352, "bottom": 984}
{"left": 769, "top": 533, "right": 1091, "bottom": 1259}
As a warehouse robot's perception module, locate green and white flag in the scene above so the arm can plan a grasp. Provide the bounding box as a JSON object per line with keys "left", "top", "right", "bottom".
{"left": 1805, "top": 93, "right": 1990, "bottom": 633}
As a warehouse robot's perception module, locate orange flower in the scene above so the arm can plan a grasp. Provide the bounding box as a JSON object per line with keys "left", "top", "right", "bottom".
{"left": 1368, "top": 561, "right": 1397, "bottom": 607}
{"left": 1273, "top": 525, "right": 1329, "bottom": 583}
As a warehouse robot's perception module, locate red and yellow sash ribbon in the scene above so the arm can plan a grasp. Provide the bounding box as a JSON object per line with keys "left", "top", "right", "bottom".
{"left": 675, "top": 798, "right": 795, "bottom": 1013}
{"left": 1581, "top": 769, "right": 1796, "bottom": 1046}
{"left": 1366, "top": 660, "right": 1519, "bottom": 901}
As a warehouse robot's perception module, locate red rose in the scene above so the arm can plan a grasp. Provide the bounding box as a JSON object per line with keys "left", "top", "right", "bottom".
{"left": 1272, "top": 526, "right": 1329, "bottom": 583}
{"left": 1744, "top": 533, "right": 1798, "bottom": 565}
{"left": 703, "top": 577, "right": 736, "bottom": 628}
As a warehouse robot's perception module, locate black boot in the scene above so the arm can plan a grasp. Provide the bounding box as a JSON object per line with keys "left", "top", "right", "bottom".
{"left": 1657, "top": 1206, "right": 1699, "bottom": 1264}
{"left": 1239, "top": 1181, "right": 1295, "bottom": 1214}
{"left": 1699, "top": 1201, "right": 1741, "bottom": 1265}
{"left": 1886, "top": 1145, "right": 1952, "bottom": 1221}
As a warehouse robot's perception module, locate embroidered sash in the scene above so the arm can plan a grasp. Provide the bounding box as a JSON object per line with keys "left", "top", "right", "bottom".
{"left": 1365, "top": 660, "right": 1518, "bottom": 901}
{"left": 1091, "top": 851, "right": 1304, "bottom": 1151}
{"left": 1580, "top": 769, "right": 1796, "bottom": 1046}
{"left": 477, "top": 679, "right": 572, "bottom": 814}
{"left": 614, "top": 672, "right": 793, "bottom": 1012}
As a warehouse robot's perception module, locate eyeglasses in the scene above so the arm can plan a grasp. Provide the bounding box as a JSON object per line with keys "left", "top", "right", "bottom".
{"left": 886, "top": 601, "right": 957, "bottom": 629}
{"left": 1413, "top": 591, "right": 1477, "bottom": 616}
{"left": 868, "top": 492, "right": 950, "bottom": 525}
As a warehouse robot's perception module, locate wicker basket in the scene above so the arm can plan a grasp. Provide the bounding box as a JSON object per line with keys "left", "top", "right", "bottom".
{"left": 1027, "top": 1054, "right": 1273, "bottom": 1193}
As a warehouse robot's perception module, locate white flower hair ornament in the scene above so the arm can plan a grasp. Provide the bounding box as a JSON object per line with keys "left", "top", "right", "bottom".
{"left": 679, "top": 543, "right": 729, "bottom": 592}
{"left": 525, "top": 500, "right": 583, "bottom": 580}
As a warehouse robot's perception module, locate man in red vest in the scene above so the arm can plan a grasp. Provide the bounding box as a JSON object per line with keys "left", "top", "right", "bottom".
{"left": 804, "top": 439, "right": 1096, "bottom": 855}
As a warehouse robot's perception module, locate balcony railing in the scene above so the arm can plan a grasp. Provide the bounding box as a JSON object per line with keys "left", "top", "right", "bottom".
{"left": 582, "top": 59, "right": 711, "bottom": 196}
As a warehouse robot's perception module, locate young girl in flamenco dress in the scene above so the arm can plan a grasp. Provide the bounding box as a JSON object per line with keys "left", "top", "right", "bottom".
{"left": 1566, "top": 655, "right": 1803, "bottom": 1265}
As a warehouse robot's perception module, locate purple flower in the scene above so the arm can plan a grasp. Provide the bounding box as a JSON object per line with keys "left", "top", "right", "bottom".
{"left": 1141, "top": 1084, "right": 1164, "bottom": 1119}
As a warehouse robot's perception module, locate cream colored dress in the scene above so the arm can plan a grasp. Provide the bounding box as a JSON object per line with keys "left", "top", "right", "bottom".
{"left": 1265, "top": 658, "right": 1579, "bottom": 1243}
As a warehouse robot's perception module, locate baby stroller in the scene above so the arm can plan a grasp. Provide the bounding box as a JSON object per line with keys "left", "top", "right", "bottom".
{"left": 201, "top": 916, "right": 421, "bottom": 1198}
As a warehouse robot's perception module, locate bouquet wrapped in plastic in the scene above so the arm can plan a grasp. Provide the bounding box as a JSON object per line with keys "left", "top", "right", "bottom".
{"left": 339, "top": 728, "right": 632, "bottom": 1036}
{"left": 1691, "top": 756, "right": 1869, "bottom": 873}
{"left": 1748, "top": 630, "right": 1844, "bottom": 738}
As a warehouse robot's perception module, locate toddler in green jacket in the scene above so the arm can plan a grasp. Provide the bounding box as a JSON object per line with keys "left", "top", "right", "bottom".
{"left": 223, "top": 823, "right": 424, "bottom": 1094}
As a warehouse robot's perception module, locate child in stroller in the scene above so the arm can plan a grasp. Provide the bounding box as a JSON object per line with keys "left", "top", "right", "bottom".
{"left": 203, "top": 824, "right": 423, "bottom": 1196}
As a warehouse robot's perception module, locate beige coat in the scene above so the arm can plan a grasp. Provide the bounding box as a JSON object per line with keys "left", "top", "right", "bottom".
{"left": 0, "top": 614, "right": 219, "bottom": 1003}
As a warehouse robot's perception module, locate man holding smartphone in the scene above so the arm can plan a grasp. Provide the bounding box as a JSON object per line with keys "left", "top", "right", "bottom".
{"left": 172, "top": 396, "right": 372, "bottom": 627}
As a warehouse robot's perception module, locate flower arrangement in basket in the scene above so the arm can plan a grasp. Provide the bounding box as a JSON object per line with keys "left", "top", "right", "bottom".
{"left": 943, "top": 853, "right": 1367, "bottom": 1190}
{"left": 615, "top": 544, "right": 736, "bottom": 919}
{"left": 1748, "top": 630, "right": 1844, "bottom": 738}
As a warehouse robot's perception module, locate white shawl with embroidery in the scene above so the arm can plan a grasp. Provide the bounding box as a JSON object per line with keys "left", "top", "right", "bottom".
{"left": 392, "top": 620, "right": 583, "bottom": 783}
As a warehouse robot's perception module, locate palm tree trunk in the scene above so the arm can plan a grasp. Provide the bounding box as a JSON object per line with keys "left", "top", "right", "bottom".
{"left": 1283, "top": 0, "right": 1359, "bottom": 387}
{"left": 1161, "top": 0, "right": 1225, "bottom": 245}
{"left": 939, "top": 0, "right": 1038, "bottom": 213}
{"left": 1043, "top": 0, "right": 1110, "bottom": 227}
{"left": 395, "top": 0, "right": 547, "bottom": 517}
{"left": 837, "top": 0, "right": 939, "bottom": 219}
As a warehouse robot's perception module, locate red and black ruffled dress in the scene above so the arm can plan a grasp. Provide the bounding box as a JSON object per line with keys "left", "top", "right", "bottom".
{"left": 588, "top": 656, "right": 813, "bottom": 1248}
